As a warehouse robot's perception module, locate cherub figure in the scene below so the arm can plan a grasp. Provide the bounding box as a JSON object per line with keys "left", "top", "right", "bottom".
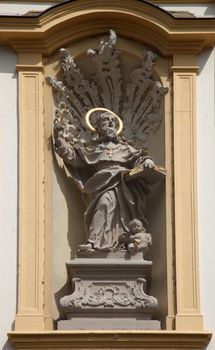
{"left": 118, "top": 219, "right": 152, "bottom": 255}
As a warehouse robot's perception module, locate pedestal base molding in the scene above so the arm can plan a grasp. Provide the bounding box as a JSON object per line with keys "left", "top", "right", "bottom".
{"left": 58, "top": 258, "right": 159, "bottom": 330}
{"left": 8, "top": 330, "right": 212, "bottom": 350}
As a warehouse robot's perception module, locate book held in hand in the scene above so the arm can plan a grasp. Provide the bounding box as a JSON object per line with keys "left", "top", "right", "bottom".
{"left": 125, "top": 165, "right": 166, "bottom": 185}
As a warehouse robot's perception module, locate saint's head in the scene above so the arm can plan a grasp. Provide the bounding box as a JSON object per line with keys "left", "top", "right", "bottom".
{"left": 96, "top": 112, "right": 118, "bottom": 142}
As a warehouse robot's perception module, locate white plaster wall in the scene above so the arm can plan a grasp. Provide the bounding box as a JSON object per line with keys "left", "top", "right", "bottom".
{"left": 197, "top": 48, "right": 215, "bottom": 350}
{"left": 160, "top": 4, "right": 215, "bottom": 17}
{"left": 0, "top": 3, "right": 52, "bottom": 15}
{"left": 0, "top": 47, "right": 17, "bottom": 350}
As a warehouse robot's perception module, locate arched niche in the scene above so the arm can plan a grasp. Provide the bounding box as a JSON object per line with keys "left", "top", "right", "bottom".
{"left": 44, "top": 35, "right": 171, "bottom": 326}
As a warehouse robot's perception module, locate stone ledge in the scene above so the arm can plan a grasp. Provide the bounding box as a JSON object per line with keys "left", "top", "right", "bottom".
{"left": 8, "top": 330, "right": 212, "bottom": 349}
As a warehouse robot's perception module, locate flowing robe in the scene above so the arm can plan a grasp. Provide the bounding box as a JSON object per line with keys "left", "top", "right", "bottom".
{"left": 55, "top": 137, "right": 150, "bottom": 250}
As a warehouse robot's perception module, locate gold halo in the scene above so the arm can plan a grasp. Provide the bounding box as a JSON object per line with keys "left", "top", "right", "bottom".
{"left": 85, "top": 107, "right": 123, "bottom": 135}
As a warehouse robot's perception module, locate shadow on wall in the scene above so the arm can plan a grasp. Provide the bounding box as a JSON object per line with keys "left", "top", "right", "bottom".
{"left": 52, "top": 147, "right": 86, "bottom": 320}
{"left": 204, "top": 5, "right": 215, "bottom": 17}
{"left": 52, "top": 148, "right": 86, "bottom": 257}
{"left": 3, "top": 340, "right": 15, "bottom": 350}
{"left": 0, "top": 47, "right": 17, "bottom": 74}
{"left": 3, "top": 321, "right": 15, "bottom": 350}
{"left": 197, "top": 48, "right": 214, "bottom": 75}
{"left": 146, "top": 179, "right": 167, "bottom": 329}
{"left": 54, "top": 281, "right": 71, "bottom": 328}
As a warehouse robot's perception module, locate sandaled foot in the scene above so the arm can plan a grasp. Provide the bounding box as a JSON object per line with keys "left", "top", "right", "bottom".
{"left": 78, "top": 242, "right": 94, "bottom": 251}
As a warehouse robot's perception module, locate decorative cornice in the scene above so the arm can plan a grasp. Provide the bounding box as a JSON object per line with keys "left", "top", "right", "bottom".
{"left": 8, "top": 330, "right": 212, "bottom": 349}
{"left": 171, "top": 65, "right": 199, "bottom": 72}
{"left": 16, "top": 64, "right": 43, "bottom": 71}
{"left": 0, "top": 0, "right": 214, "bottom": 56}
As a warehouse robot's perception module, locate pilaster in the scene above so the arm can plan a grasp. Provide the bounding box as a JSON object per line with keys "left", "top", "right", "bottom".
{"left": 172, "top": 55, "right": 202, "bottom": 330}
{"left": 15, "top": 53, "right": 52, "bottom": 330}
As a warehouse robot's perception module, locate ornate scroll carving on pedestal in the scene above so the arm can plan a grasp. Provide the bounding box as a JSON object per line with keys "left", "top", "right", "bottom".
{"left": 61, "top": 278, "right": 157, "bottom": 311}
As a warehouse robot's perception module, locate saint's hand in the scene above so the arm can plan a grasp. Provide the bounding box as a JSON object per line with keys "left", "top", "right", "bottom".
{"left": 135, "top": 156, "right": 155, "bottom": 168}
{"left": 53, "top": 119, "right": 64, "bottom": 146}
{"left": 54, "top": 119, "right": 63, "bottom": 131}
{"left": 143, "top": 158, "right": 155, "bottom": 169}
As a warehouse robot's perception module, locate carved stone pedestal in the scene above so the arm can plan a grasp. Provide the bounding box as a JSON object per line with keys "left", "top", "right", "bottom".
{"left": 58, "top": 257, "right": 160, "bottom": 330}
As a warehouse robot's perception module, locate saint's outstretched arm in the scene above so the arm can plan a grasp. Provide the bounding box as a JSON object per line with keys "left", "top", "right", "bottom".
{"left": 53, "top": 124, "right": 85, "bottom": 167}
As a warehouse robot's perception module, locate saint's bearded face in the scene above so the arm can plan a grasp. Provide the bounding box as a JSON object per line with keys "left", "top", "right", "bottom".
{"left": 97, "top": 113, "right": 118, "bottom": 141}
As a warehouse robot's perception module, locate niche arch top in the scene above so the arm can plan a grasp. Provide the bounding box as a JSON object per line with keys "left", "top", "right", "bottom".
{"left": 0, "top": 0, "right": 215, "bottom": 55}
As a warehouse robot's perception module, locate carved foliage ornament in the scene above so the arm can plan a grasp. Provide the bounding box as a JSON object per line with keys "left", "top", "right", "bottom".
{"left": 47, "top": 30, "right": 168, "bottom": 148}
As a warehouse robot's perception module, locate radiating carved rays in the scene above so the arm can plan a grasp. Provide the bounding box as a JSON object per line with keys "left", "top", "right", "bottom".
{"left": 47, "top": 29, "right": 168, "bottom": 147}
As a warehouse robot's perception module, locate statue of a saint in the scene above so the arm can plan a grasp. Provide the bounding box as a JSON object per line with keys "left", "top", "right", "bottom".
{"left": 54, "top": 108, "right": 155, "bottom": 252}
{"left": 49, "top": 33, "right": 166, "bottom": 327}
